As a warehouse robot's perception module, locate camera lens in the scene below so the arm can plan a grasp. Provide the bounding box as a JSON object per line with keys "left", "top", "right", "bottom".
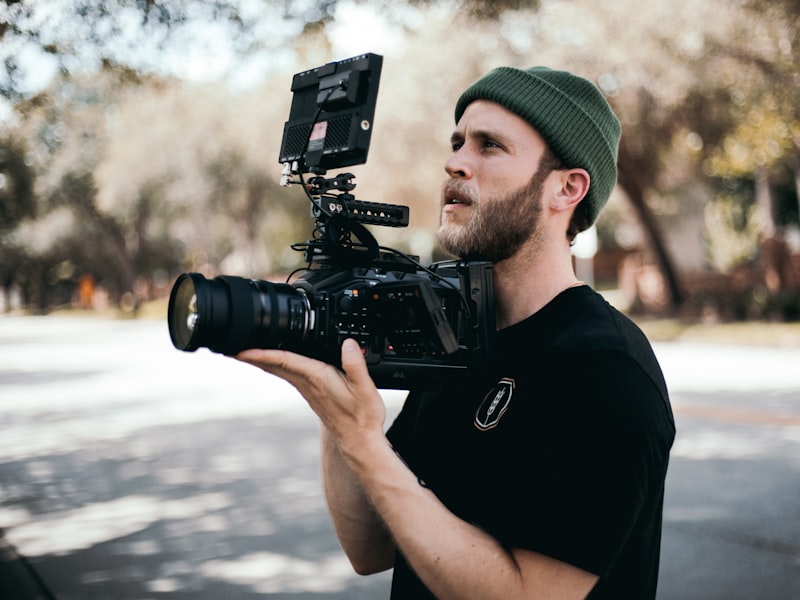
{"left": 169, "top": 274, "right": 202, "bottom": 351}
{"left": 167, "top": 273, "right": 312, "bottom": 355}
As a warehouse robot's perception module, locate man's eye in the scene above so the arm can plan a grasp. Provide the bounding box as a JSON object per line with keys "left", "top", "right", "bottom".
{"left": 451, "top": 142, "right": 464, "bottom": 152}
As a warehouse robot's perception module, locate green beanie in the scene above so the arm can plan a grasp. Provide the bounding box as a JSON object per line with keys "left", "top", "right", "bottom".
{"left": 455, "top": 66, "right": 621, "bottom": 228}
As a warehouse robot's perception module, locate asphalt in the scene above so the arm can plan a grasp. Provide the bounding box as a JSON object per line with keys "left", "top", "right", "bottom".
{"left": 1, "top": 316, "right": 799, "bottom": 599}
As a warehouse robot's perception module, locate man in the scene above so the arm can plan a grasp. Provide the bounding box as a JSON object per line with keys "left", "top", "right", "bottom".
{"left": 237, "top": 66, "right": 675, "bottom": 599}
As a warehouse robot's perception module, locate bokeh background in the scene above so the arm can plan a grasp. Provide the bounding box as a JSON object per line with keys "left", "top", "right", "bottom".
{"left": 1, "top": 0, "right": 799, "bottom": 324}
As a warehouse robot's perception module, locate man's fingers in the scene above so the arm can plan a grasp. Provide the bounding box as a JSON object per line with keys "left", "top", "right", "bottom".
{"left": 235, "top": 342, "right": 373, "bottom": 400}
{"left": 235, "top": 348, "right": 284, "bottom": 372}
{"left": 339, "top": 338, "right": 370, "bottom": 387}
{"left": 235, "top": 348, "right": 313, "bottom": 383}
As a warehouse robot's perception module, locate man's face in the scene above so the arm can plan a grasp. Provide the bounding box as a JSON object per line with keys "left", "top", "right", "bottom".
{"left": 436, "top": 100, "right": 552, "bottom": 263}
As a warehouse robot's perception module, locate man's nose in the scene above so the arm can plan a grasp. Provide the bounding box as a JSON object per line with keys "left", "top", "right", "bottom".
{"left": 445, "top": 148, "right": 472, "bottom": 179}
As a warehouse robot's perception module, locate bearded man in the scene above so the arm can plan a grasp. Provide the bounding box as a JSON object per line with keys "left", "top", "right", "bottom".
{"left": 238, "top": 66, "right": 675, "bottom": 600}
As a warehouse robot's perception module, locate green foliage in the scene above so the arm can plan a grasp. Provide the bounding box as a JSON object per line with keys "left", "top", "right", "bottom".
{"left": 703, "top": 190, "right": 760, "bottom": 272}
{"left": 704, "top": 97, "right": 797, "bottom": 178}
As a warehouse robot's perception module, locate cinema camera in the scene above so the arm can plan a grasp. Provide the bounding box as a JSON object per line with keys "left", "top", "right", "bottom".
{"left": 167, "top": 53, "right": 495, "bottom": 389}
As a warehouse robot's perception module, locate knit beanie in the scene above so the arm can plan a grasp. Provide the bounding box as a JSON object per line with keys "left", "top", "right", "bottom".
{"left": 455, "top": 66, "right": 621, "bottom": 227}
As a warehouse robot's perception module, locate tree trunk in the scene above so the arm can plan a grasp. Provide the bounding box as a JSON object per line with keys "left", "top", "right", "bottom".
{"left": 616, "top": 141, "right": 684, "bottom": 308}
{"left": 755, "top": 165, "right": 789, "bottom": 293}
{"left": 792, "top": 140, "right": 800, "bottom": 225}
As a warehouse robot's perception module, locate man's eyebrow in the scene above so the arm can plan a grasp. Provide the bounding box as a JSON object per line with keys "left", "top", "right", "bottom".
{"left": 450, "top": 130, "right": 465, "bottom": 144}
{"left": 450, "top": 128, "right": 509, "bottom": 145}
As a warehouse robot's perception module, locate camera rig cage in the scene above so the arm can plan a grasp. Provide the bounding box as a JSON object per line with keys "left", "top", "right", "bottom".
{"left": 276, "top": 53, "right": 495, "bottom": 385}
{"left": 278, "top": 52, "right": 410, "bottom": 265}
{"left": 168, "top": 52, "right": 495, "bottom": 390}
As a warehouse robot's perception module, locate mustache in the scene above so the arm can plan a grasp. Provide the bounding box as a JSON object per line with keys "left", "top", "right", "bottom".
{"left": 441, "top": 180, "right": 477, "bottom": 206}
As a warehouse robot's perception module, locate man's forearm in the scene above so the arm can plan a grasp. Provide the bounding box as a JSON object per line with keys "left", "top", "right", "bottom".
{"left": 337, "top": 430, "right": 598, "bottom": 600}
{"left": 321, "top": 426, "right": 395, "bottom": 574}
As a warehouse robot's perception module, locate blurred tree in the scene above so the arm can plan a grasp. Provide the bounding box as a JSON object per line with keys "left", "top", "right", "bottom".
{"left": 5, "top": 205, "right": 78, "bottom": 312}
{"left": 1, "top": 0, "right": 264, "bottom": 100}
{"left": 6, "top": 62, "right": 309, "bottom": 311}
{"left": 0, "top": 136, "right": 34, "bottom": 227}
{"left": 6, "top": 64, "right": 174, "bottom": 310}
{"left": 92, "top": 70, "right": 308, "bottom": 278}
{"left": 2, "top": 0, "right": 799, "bottom": 317}
{"left": 703, "top": 191, "right": 760, "bottom": 273}
{"left": 0, "top": 0, "right": 542, "bottom": 101}
{"left": 0, "top": 136, "right": 35, "bottom": 307}
{"left": 695, "top": 0, "right": 800, "bottom": 293}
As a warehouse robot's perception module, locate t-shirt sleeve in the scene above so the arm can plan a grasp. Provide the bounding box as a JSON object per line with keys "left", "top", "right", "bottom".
{"left": 498, "top": 351, "right": 673, "bottom": 576}
{"left": 386, "top": 390, "right": 421, "bottom": 455}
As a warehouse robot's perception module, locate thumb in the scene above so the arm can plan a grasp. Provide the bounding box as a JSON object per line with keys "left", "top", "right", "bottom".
{"left": 340, "top": 338, "right": 371, "bottom": 386}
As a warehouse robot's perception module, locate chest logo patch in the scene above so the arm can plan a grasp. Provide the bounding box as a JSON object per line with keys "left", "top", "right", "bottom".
{"left": 474, "top": 377, "right": 515, "bottom": 431}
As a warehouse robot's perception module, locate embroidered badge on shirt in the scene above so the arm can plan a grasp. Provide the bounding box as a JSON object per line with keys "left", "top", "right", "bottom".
{"left": 474, "top": 377, "right": 515, "bottom": 430}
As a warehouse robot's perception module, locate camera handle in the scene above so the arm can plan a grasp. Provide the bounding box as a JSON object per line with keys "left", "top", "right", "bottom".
{"left": 311, "top": 211, "right": 380, "bottom": 264}
{"left": 292, "top": 172, "right": 376, "bottom": 264}
{"left": 284, "top": 169, "right": 410, "bottom": 266}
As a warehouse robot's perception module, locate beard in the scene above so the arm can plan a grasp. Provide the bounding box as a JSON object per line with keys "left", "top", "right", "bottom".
{"left": 436, "top": 167, "right": 548, "bottom": 263}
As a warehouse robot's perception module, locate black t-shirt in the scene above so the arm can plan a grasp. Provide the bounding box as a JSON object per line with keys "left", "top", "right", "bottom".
{"left": 386, "top": 286, "right": 675, "bottom": 599}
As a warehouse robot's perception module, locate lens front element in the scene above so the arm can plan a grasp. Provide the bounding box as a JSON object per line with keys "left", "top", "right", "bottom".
{"left": 168, "top": 274, "right": 203, "bottom": 351}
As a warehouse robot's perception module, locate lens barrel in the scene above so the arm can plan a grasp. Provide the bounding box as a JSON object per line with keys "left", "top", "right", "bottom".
{"left": 167, "top": 273, "right": 312, "bottom": 355}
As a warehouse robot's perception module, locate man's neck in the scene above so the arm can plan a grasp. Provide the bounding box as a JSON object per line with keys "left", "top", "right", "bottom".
{"left": 491, "top": 243, "right": 581, "bottom": 330}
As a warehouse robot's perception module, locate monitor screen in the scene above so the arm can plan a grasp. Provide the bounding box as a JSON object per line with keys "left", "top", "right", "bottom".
{"left": 278, "top": 53, "right": 383, "bottom": 173}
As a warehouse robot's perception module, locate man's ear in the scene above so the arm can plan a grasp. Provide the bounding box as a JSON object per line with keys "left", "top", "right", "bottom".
{"left": 551, "top": 168, "right": 590, "bottom": 212}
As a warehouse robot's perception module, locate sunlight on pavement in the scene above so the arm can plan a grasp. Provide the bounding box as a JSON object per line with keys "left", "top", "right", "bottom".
{"left": 655, "top": 342, "right": 800, "bottom": 392}
{"left": 201, "top": 551, "right": 358, "bottom": 593}
{"left": 0, "top": 317, "right": 408, "bottom": 461}
{"left": 652, "top": 341, "right": 800, "bottom": 463}
{"left": 669, "top": 428, "right": 786, "bottom": 460}
{"left": 1, "top": 493, "right": 234, "bottom": 556}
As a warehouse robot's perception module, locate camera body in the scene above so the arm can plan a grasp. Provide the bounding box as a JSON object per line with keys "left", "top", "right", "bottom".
{"left": 167, "top": 52, "right": 496, "bottom": 389}
{"left": 170, "top": 256, "right": 493, "bottom": 389}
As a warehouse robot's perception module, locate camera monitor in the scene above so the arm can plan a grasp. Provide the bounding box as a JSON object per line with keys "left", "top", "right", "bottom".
{"left": 278, "top": 53, "right": 383, "bottom": 173}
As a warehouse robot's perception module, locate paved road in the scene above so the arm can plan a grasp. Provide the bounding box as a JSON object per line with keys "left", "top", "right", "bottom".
{"left": 1, "top": 315, "right": 798, "bottom": 599}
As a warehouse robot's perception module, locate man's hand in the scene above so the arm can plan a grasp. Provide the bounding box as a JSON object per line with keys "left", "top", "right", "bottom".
{"left": 234, "top": 339, "right": 387, "bottom": 446}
